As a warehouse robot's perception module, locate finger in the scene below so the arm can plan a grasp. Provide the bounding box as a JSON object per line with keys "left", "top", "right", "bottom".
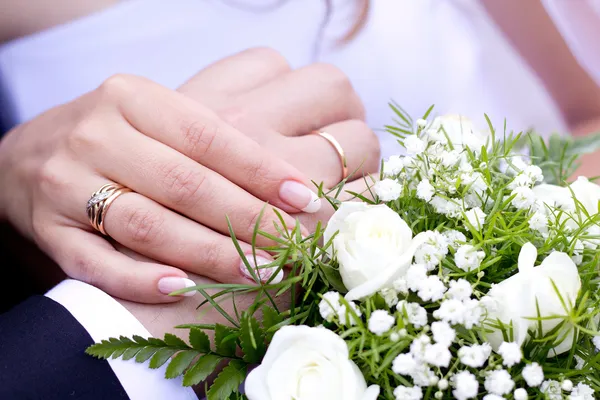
{"left": 45, "top": 225, "right": 193, "bottom": 303}
{"left": 229, "top": 63, "right": 365, "bottom": 136}
{"left": 96, "top": 74, "right": 321, "bottom": 214}
{"left": 178, "top": 47, "right": 291, "bottom": 108}
{"left": 281, "top": 120, "right": 381, "bottom": 188}
{"left": 85, "top": 126, "right": 307, "bottom": 245}
{"left": 98, "top": 190, "right": 283, "bottom": 284}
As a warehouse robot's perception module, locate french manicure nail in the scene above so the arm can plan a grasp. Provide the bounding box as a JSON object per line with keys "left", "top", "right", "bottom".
{"left": 279, "top": 180, "right": 321, "bottom": 213}
{"left": 240, "top": 255, "right": 283, "bottom": 284}
{"left": 157, "top": 277, "right": 196, "bottom": 296}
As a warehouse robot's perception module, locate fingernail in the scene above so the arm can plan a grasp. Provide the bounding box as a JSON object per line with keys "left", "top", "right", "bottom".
{"left": 157, "top": 277, "right": 196, "bottom": 297}
{"left": 279, "top": 181, "right": 321, "bottom": 213}
{"left": 240, "top": 255, "right": 283, "bottom": 284}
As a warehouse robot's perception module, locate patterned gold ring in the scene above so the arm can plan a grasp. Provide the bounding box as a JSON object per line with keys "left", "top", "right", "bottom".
{"left": 86, "top": 183, "right": 132, "bottom": 236}
{"left": 312, "top": 130, "right": 348, "bottom": 181}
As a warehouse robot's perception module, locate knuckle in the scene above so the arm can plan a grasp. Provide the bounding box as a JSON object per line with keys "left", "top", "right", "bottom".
{"left": 245, "top": 207, "right": 274, "bottom": 237}
{"left": 157, "top": 162, "right": 206, "bottom": 207}
{"left": 198, "top": 240, "right": 223, "bottom": 270}
{"left": 244, "top": 156, "right": 275, "bottom": 186}
{"left": 66, "top": 117, "right": 103, "bottom": 153}
{"left": 244, "top": 47, "right": 291, "bottom": 72}
{"left": 313, "top": 63, "right": 353, "bottom": 92}
{"left": 96, "top": 74, "right": 135, "bottom": 102}
{"left": 36, "top": 157, "right": 69, "bottom": 195}
{"left": 181, "top": 119, "right": 219, "bottom": 159}
{"left": 351, "top": 119, "right": 381, "bottom": 170}
{"left": 123, "top": 207, "right": 166, "bottom": 245}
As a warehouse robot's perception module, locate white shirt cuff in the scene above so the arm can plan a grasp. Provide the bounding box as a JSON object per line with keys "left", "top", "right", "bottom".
{"left": 46, "top": 279, "right": 198, "bottom": 400}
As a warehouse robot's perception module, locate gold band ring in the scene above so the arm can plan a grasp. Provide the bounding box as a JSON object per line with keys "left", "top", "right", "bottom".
{"left": 313, "top": 131, "right": 348, "bottom": 181}
{"left": 86, "top": 183, "right": 132, "bottom": 235}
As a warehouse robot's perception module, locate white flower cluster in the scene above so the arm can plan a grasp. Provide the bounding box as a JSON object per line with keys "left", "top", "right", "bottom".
{"left": 318, "top": 291, "right": 361, "bottom": 326}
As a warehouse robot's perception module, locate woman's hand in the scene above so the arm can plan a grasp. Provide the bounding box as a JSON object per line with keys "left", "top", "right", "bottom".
{"left": 0, "top": 74, "right": 321, "bottom": 303}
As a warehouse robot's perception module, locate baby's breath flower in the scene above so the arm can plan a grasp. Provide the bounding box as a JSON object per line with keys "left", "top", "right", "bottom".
{"left": 437, "top": 379, "right": 448, "bottom": 390}
{"left": 511, "top": 186, "right": 535, "bottom": 210}
{"left": 498, "top": 341, "right": 522, "bottom": 367}
{"left": 592, "top": 335, "right": 600, "bottom": 351}
{"left": 562, "top": 379, "right": 573, "bottom": 392}
{"left": 417, "top": 178, "right": 435, "bottom": 202}
{"left": 441, "top": 149, "right": 461, "bottom": 168}
{"left": 368, "top": 310, "right": 395, "bottom": 336}
{"left": 528, "top": 210, "right": 548, "bottom": 233}
{"left": 424, "top": 343, "right": 452, "bottom": 367}
{"left": 540, "top": 380, "right": 562, "bottom": 400}
{"left": 415, "top": 231, "right": 449, "bottom": 270}
{"left": 443, "top": 229, "right": 467, "bottom": 248}
{"left": 406, "top": 264, "right": 428, "bottom": 292}
{"left": 337, "top": 302, "right": 361, "bottom": 326}
{"left": 383, "top": 155, "right": 404, "bottom": 177}
{"left": 392, "top": 353, "right": 417, "bottom": 375}
{"left": 508, "top": 173, "right": 533, "bottom": 189}
{"left": 393, "top": 385, "right": 423, "bottom": 400}
{"left": 522, "top": 363, "right": 544, "bottom": 387}
{"left": 431, "top": 195, "right": 462, "bottom": 217}
{"left": 462, "top": 298, "right": 485, "bottom": 328}
{"left": 451, "top": 371, "right": 479, "bottom": 400}
{"left": 431, "top": 321, "right": 455, "bottom": 347}
{"left": 484, "top": 369, "right": 515, "bottom": 395}
{"left": 405, "top": 135, "right": 426, "bottom": 155}
{"left": 318, "top": 291, "right": 341, "bottom": 322}
{"left": 483, "top": 395, "right": 505, "bottom": 400}
{"left": 397, "top": 300, "right": 428, "bottom": 328}
{"left": 434, "top": 299, "right": 466, "bottom": 325}
{"left": 410, "top": 335, "right": 432, "bottom": 361}
{"left": 417, "top": 275, "right": 447, "bottom": 302}
{"left": 390, "top": 332, "right": 400, "bottom": 342}
{"left": 379, "top": 288, "right": 399, "bottom": 307}
{"left": 513, "top": 388, "right": 528, "bottom": 400}
{"left": 411, "top": 363, "right": 437, "bottom": 387}
{"left": 446, "top": 279, "right": 472, "bottom": 301}
{"left": 570, "top": 382, "right": 595, "bottom": 399}
{"left": 374, "top": 178, "right": 402, "bottom": 201}
{"left": 455, "top": 245, "right": 485, "bottom": 272}
{"left": 457, "top": 343, "right": 492, "bottom": 368}
{"left": 416, "top": 118, "right": 428, "bottom": 128}
{"left": 524, "top": 165, "right": 543, "bottom": 183}
{"left": 393, "top": 277, "right": 409, "bottom": 294}
{"left": 464, "top": 207, "right": 486, "bottom": 229}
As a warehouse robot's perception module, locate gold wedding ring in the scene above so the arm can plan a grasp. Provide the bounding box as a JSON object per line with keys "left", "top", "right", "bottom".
{"left": 313, "top": 130, "right": 348, "bottom": 181}
{"left": 86, "top": 183, "right": 132, "bottom": 235}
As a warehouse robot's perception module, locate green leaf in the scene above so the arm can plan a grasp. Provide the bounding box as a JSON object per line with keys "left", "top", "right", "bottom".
{"left": 135, "top": 347, "right": 159, "bottom": 363}
{"left": 206, "top": 360, "right": 246, "bottom": 400}
{"left": 121, "top": 347, "right": 142, "bottom": 361}
{"left": 165, "top": 350, "right": 199, "bottom": 379}
{"left": 320, "top": 263, "right": 347, "bottom": 293}
{"left": 189, "top": 329, "right": 211, "bottom": 352}
{"left": 164, "top": 333, "right": 188, "bottom": 348}
{"left": 215, "top": 324, "right": 238, "bottom": 357}
{"left": 149, "top": 348, "right": 178, "bottom": 369}
{"left": 262, "top": 306, "right": 283, "bottom": 332}
{"left": 182, "top": 354, "right": 223, "bottom": 387}
{"left": 239, "top": 314, "right": 266, "bottom": 364}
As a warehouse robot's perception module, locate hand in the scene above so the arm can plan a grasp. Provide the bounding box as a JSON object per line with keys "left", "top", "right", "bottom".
{"left": 0, "top": 74, "right": 319, "bottom": 303}
{"left": 177, "top": 48, "right": 381, "bottom": 230}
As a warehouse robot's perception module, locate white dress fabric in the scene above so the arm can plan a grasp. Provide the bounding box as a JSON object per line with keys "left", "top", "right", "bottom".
{"left": 0, "top": 0, "right": 569, "bottom": 159}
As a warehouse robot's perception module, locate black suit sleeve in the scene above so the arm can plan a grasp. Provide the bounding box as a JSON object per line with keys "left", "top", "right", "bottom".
{"left": 0, "top": 296, "right": 129, "bottom": 399}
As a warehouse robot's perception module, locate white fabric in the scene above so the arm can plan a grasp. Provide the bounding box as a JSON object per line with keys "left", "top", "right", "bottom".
{"left": 45, "top": 279, "right": 198, "bottom": 400}
{"left": 0, "top": 0, "right": 564, "bottom": 159}
{"left": 542, "top": 0, "right": 600, "bottom": 87}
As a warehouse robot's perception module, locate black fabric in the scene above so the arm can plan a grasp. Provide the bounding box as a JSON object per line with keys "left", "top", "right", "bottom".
{"left": 0, "top": 296, "right": 129, "bottom": 399}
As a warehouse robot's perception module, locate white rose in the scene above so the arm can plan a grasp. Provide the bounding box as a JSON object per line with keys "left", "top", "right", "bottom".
{"left": 324, "top": 202, "right": 427, "bottom": 301}
{"left": 569, "top": 176, "right": 600, "bottom": 215}
{"left": 483, "top": 243, "right": 581, "bottom": 356}
{"left": 425, "top": 114, "right": 487, "bottom": 151}
{"left": 245, "top": 326, "right": 380, "bottom": 400}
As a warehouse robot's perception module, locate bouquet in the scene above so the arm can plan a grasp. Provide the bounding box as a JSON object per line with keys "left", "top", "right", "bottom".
{"left": 88, "top": 106, "right": 600, "bottom": 400}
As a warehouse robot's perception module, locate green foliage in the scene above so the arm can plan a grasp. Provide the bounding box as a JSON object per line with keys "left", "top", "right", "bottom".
{"left": 87, "top": 106, "right": 600, "bottom": 399}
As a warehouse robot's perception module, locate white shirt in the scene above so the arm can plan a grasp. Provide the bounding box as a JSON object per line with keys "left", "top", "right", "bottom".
{"left": 0, "top": 0, "right": 569, "bottom": 160}
{"left": 46, "top": 280, "right": 198, "bottom": 400}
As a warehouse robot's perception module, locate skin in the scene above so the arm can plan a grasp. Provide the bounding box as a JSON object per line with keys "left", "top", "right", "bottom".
{"left": 0, "top": 47, "right": 379, "bottom": 303}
